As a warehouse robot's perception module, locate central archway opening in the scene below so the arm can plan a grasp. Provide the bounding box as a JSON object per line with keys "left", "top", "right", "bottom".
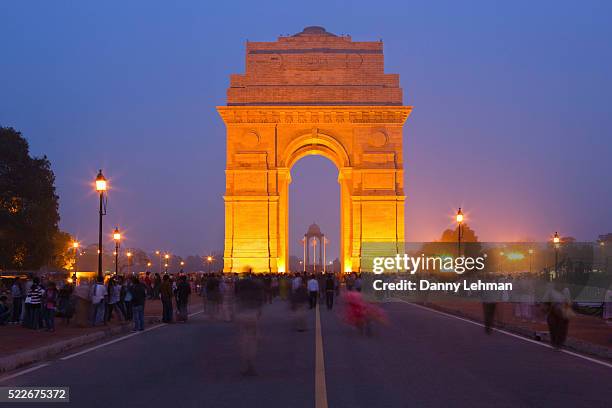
{"left": 289, "top": 155, "right": 340, "bottom": 273}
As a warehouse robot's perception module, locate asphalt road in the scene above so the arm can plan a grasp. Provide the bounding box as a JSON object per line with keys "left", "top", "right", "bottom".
{"left": 1, "top": 297, "right": 611, "bottom": 408}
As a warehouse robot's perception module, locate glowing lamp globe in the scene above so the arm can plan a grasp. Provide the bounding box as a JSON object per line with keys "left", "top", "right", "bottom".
{"left": 95, "top": 170, "right": 107, "bottom": 192}
{"left": 456, "top": 208, "right": 464, "bottom": 224}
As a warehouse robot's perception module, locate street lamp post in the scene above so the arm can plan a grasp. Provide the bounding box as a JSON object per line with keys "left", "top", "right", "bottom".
{"left": 499, "top": 252, "right": 504, "bottom": 273}
{"left": 600, "top": 241, "right": 607, "bottom": 273}
{"left": 164, "top": 253, "right": 170, "bottom": 273}
{"left": 206, "top": 255, "right": 213, "bottom": 273}
{"left": 127, "top": 250, "right": 132, "bottom": 275}
{"left": 456, "top": 208, "right": 464, "bottom": 257}
{"left": 72, "top": 241, "right": 79, "bottom": 282}
{"left": 553, "top": 232, "right": 560, "bottom": 281}
{"left": 323, "top": 237, "right": 328, "bottom": 273}
{"left": 180, "top": 260, "right": 185, "bottom": 272}
{"left": 302, "top": 237, "right": 306, "bottom": 272}
{"left": 312, "top": 238, "right": 318, "bottom": 273}
{"left": 113, "top": 227, "right": 121, "bottom": 275}
{"left": 155, "top": 250, "right": 161, "bottom": 274}
{"left": 95, "top": 170, "right": 107, "bottom": 282}
{"left": 528, "top": 248, "right": 534, "bottom": 274}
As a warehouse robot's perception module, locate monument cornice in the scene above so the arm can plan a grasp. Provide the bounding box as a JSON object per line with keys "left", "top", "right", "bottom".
{"left": 217, "top": 106, "right": 412, "bottom": 125}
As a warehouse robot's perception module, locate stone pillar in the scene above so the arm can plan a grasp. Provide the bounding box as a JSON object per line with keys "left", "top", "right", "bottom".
{"left": 319, "top": 237, "right": 323, "bottom": 272}
{"left": 306, "top": 237, "right": 310, "bottom": 271}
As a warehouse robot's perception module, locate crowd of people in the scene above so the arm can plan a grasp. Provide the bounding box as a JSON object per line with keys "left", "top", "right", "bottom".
{"left": 0, "top": 271, "right": 197, "bottom": 332}
{"left": 2, "top": 270, "right": 609, "bottom": 364}
{"left": 2, "top": 276, "right": 73, "bottom": 331}
{"left": 85, "top": 271, "right": 201, "bottom": 330}
{"left": 0, "top": 271, "right": 356, "bottom": 338}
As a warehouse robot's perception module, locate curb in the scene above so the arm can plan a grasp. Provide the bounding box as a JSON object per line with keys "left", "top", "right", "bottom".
{"left": 423, "top": 302, "right": 612, "bottom": 361}
{"left": 0, "top": 316, "right": 161, "bottom": 374}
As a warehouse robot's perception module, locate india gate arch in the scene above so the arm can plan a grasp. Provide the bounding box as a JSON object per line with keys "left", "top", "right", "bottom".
{"left": 218, "top": 26, "right": 412, "bottom": 273}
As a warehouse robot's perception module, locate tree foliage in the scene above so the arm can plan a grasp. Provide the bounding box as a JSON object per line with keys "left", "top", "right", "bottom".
{"left": 49, "top": 230, "right": 75, "bottom": 271}
{"left": 0, "top": 127, "right": 61, "bottom": 270}
{"left": 438, "top": 224, "right": 479, "bottom": 243}
{"left": 417, "top": 223, "right": 483, "bottom": 267}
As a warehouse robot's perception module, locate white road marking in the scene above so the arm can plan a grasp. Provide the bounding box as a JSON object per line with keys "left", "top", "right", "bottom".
{"left": 60, "top": 326, "right": 165, "bottom": 361}
{"left": 61, "top": 309, "right": 205, "bottom": 361}
{"left": 393, "top": 298, "right": 612, "bottom": 369}
{"left": 188, "top": 310, "right": 204, "bottom": 318}
{"left": 0, "top": 364, "right": 50, "bottom": 383}
{"left": 315, "top": 303, "right": 329, "bottom": 408}
{"left": 0, "top": 308, "right": 206, "bottom": 381}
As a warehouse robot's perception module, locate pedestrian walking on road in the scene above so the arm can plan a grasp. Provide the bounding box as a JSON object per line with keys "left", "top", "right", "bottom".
{"left": 160, "top": 274, "right": 173, "bottom": 323}
{"left": 341, "top": 291, "right": 387, "bottom": 336}
{"left": 543, "top": 281, "right": 572, "bottom": 349}
{"left": 235, "top": 273, "right": 264, "bottom": 376}
{"left": 130, "top": 277, "right": 146, "bottom": 331}
{"left": 335, "top": 274, "right": 340, "bottom": 297}
{"left": 279, "top": 275, "right": 289, "bottom": 300}
{"left": 325, "top": 274, "right": 335, "bottom": 310}
{"left": 354, "top": 274, "right": 363, "bottom": 292}
{"left": 481, "top": 276, "right": 500, "bottom": 334}
{"left": 153, "top": 273, "right": 162, "bottom": 300}
{"left": 263, "top": 274, "right": 273, "bottom": 304}
{"left": 307, "top": 275, "right": 319, "bottom": 309}
{"left": 271, "top": 275, "right": 279, "bottom": 299}
{"left": 144, "top": 272, "right": 153, "bottom": 300}
{"left": 205, "top": 274, "right": 221, "bottom": 319}
{"left": 291, "top": 273, "right": 303, "bottom": 293}
{"left": 220, "top": 276, "right": 235, "bottom": 322}
{"left": 176, "top": 275, "right": 191, "bottom": 322}
{"left": 346, "top": 273, "right": 356, "bottom": 291}
{"left": 291, "top": 277, "right": 309, "bottom": 332}
{"left": 482, "top": 302, "right": 497, "bottom": 334}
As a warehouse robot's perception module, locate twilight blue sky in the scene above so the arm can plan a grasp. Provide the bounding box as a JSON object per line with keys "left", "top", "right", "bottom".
{"left": 1, "top": 1, "right": 611, "bottom": 260}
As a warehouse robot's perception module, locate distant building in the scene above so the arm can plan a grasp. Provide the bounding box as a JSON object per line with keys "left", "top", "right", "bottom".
{"left": 598, "top": 233, "right": 612, "bottom": 243}
{"left": 595, "top": 233, "right": 611, "bottom": 273}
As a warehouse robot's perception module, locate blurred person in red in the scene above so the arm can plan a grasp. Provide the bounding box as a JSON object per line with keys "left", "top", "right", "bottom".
{"left": 341, "top": 291, "right": 387, "bottom": 336}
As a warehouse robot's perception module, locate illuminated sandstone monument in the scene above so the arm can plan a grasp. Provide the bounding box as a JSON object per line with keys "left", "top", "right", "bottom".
{"left": 303, "top": 222, "right": 326, "bottom": 273}
{"left": 218, "top": 26, "right": 412, "bottom": 273}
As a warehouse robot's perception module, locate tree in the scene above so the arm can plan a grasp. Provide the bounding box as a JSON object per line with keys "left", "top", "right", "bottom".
{"left": 49, "top": 230, "right": 75, "bottom": 271}
{"left": 417, "top": 223, "right": 483, "bottom": 273}
{"left": 0, "top": 127, "right": 60, "bottom": 270}
{"left": 438, "top": 224, "right": 479, "bottom": 243}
